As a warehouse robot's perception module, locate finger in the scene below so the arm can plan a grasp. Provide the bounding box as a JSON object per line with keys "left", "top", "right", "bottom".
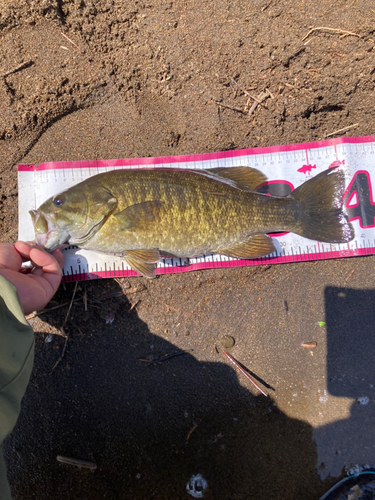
{"left": 16, "top": 242, "right": 65, "bottom": 269}
{"left": 14, "top": 241, "right": 35, "bottom": 261}
{"left": 30, "top": 267, "right": 44, "bottom": 277}
{"left": 29, "top": 247, "right": 63, "bottom": 273}
{"left": 0, "top": 243, "right": 23, "bottom": 271}
{"left": 29, "top": 247, "right": 63, "bottom": 294}
{"left": 51, "top": 247, "right": 65, "bottom": 269}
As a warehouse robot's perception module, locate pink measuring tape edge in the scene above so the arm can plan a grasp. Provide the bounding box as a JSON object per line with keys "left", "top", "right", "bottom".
{"left": 18, "top": 134, "right": 375, "bottom": 172}
{"left": 18, "top": 135, "right": 375, "bottom": 281}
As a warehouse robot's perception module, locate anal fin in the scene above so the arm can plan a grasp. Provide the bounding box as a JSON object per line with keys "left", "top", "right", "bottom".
{"left": 123, "top": 249, "right": 161, "bottom": 278}
{"left": 216, "top": 234, "right": 276, "bottom": 259}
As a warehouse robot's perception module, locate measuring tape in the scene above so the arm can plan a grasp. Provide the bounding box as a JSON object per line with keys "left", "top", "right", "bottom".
{"left": 18, "top": 135, "right": 375, "bottom": 282}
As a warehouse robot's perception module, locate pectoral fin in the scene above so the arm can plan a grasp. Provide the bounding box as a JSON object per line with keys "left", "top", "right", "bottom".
{"left": 207, "top": 167, "right": 267, "bottom": 191}
{"left": 216, "top": 234, "right": 276, "bottom": 258}
{"left": 115, "top": 201, "right": 164, "bottom": 231}
{"left": 123, "top": 249, "right": 161, "bottom": 278}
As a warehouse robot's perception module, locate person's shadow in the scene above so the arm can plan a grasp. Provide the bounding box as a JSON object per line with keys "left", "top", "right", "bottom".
{"left": 4, "top": 279, "right": 329, "bottom": 500}
{"left": 314, "top": 286, "right": 375, "bottom": 480}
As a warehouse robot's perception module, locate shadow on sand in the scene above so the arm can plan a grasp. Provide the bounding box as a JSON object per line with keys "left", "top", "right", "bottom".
{"left": 314, "top": 286, "right": 375, "bottom": 481}
{"left": 4, "top": 279, "right": 331, "bottom": 500}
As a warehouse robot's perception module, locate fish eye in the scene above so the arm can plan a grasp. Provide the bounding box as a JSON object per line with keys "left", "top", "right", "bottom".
{"left": 53, "top": 196, "right": 65, "bottom": 206}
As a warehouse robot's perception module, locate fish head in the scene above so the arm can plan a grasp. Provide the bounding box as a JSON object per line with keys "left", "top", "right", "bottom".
{"left": 29, "top": 183, "right": 118, "bottom": 252}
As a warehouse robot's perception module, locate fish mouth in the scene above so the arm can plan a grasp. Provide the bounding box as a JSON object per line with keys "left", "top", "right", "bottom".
{"left": 29, "top": 209, "right": 70, "bottom": 252}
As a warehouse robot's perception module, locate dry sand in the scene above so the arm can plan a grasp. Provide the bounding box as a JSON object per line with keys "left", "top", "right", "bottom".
{"left": 1, "top": 1, "right": 375, "bottom": 499}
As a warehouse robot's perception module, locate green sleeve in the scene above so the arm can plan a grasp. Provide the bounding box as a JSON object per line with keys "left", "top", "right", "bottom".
{"left": 0, "top": 275, "right": 35, "bottom": 500}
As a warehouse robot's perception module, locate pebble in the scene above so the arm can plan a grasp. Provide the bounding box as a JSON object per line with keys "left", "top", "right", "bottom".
{"left": 220, "top": 335, "right": 235, "bottom": 349}
{"left": 105, "top": 313, "right": 115, "bottom": 324}
{"left": 302, "top": 341, "right": 317, "bottom": 348}
{"left": 186, "top": 474, "right": 208, "bottom": 498}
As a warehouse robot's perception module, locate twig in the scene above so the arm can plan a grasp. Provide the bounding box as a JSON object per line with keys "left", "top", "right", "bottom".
{"left": 26, "top": 298, "right": 82, "bottom": 319}
{"left": 229, "top": 77, "right": 263, "bottom": 104}
{"left": 324, "top": 123, "right": 359, "bottom": 138}
{"left": 25, "top": 312, "right": 37, "bottom": 320}
{"left": 124, "top": 286, "right": 146, "bottom": 295}
{"left": 186, "top": 425, "right": 198, "bottom": 442}
{"left": 155, "top": 351, "right": 189, "bottom": 363}
{"left": 51, "top": 328, "right": 69, "bottom": 372}
{"left": 61, "top": 31, "right": 80, "bottom": 50}
{"left": 244, "top": 97, "right": 252, "bottom": 111}
{"left": 344, "top": 269, "right": 355, "bottom": 282}
{"left": 83, "top": 287, "right": 88, "bottom": 312}
{"left": 0, "top": 60, "right": 33, "bottom": 78}
{"left": 130, "top": 299, "right": 140, "bottom": 311}
{"left": 301, "top": 27, "right": 361, "bottom": 42}
{"left": 99, "top": 291, "right": 123, "bottom": 300}
{"left": 214, "top": 101, "right": 246, "bottom": 114}
{"left": 261, "top": 1, "right": 272, "bottom": 11}
{"left": 51, "top": 282, "right": 78, "bottom": 372}
{"left": 228, "top": 78, "right": 237, "bottom": 98}
{"left": 139, "top": 351, "right": 190, "bottom": 364}
{"left": 163, "top": 302, "right": 179, "bottom": 312}
{"left": 220, "top": 349, "right": 268, "bottom": 397}
{"left": 50, "top": 329, "right": 68, "bottom": 339}
{"left": 63, "top": 281, "right": 79, "bottom": 328}
{"left": 37, "top": 329, "right": 67, "bottom": 339}
{"left": 56, "top": 455, "right": 97, "bottom": 471}
{"left": 274, "top": 86, "right": 282, "bottom": 99}
{"left": 248, "top": 91, "right": 269, "bottom": 116}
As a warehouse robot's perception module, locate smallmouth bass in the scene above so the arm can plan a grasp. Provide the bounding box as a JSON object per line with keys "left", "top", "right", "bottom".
{"left": 30, "top": 166, "right": 354, "bottom": 277}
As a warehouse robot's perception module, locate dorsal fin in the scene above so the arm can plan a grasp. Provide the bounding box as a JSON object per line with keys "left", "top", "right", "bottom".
{"left": 206, "top": 167, "right": 267, "bottom": 191}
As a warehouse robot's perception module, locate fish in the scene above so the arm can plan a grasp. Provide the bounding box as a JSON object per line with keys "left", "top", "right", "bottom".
{"left": 29, "top": 166, "right": 354, "bottom": 278}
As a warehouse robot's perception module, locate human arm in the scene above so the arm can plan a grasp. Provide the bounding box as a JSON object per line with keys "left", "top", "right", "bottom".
{"left": 0, "top": 242, "right": 64, "bottom": 499}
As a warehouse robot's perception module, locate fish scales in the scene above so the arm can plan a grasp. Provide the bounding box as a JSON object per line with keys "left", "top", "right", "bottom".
{"left": 85, "top": 169, "right": 295, "bottom": 256}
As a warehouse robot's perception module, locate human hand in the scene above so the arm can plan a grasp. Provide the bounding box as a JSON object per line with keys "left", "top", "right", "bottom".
{"left": 0, "top": 241, "right": 64, "bottom": 315}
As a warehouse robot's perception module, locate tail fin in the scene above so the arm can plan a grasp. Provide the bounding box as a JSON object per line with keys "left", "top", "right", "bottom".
{"left": 291, "top": 168, "right": 354, "bottom": 243}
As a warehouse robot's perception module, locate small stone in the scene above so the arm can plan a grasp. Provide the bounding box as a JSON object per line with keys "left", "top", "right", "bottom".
{"left": 220, "top": 335, "right": 235, "bottom": 349}
{"left": 357, "top": 396, "right": 369, "bottom": 405}
{"left": 302, "top": 341, "right": 317, "bottom": 348}
{"left": 105, "top": 313, "right": 115, "bottom": 324}
{"left": 186, "top": 474, "right": 208, "bottom": 498}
